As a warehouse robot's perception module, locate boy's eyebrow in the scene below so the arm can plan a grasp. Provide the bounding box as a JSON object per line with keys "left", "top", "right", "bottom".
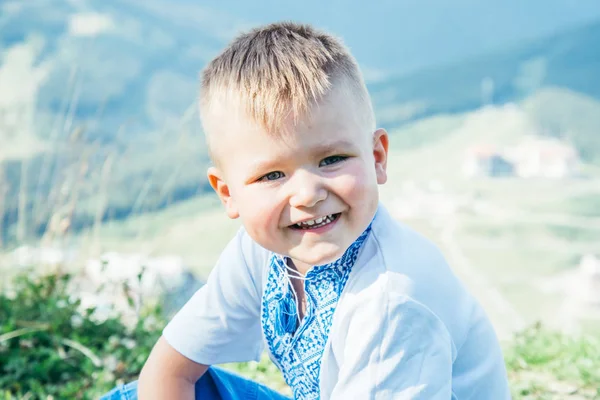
{"left": 311, "top": 139, "right": 358, "bottom": 157}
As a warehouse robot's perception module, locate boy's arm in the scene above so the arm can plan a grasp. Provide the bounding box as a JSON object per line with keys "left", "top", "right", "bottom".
{"left": 137, "top": 228, "right": 266, "bottom": 398}
{"left": 138, "top": 336, "right": 209, "bottom": 399}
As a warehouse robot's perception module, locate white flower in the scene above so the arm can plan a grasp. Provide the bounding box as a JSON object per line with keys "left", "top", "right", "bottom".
{"left": 103, "top": 355, "right": 119, "bottom": 372}
{"left": 71, "top": 315, "right": 84, "bottom": 328}
{"left": 143, "top": 315, "right": 160, "bottom": 331}
{"left": 121, "top": 338, "right": 136, "bottom": 349}
{"left": 108, "top": 335, "right": 120, "bottom": 348}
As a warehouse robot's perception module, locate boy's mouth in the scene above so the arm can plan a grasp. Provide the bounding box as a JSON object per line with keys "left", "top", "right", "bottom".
{"left": 290, "top": 213, "right": 341, "bottom": 230}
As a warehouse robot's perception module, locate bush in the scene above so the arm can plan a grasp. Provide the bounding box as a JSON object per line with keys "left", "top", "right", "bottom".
{"left": 0, "top": 273, "right": 165, "bottom": 399}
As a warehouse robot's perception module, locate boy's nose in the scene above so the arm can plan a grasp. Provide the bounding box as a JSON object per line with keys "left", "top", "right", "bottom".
{"left": 288, "top": 171, "right": 328, "bottom": 209}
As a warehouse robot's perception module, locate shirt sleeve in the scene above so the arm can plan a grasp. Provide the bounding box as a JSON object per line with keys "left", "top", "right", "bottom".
{"left": 330, "top": 275, "right": 455, "bottom": 400}
{"left": 162, "top": 228, "right": 266, "bottom": 365}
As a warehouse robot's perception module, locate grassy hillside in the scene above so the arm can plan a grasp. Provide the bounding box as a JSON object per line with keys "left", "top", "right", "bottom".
{"left": 522, "top": 88, "right": 600, "bottom": 164}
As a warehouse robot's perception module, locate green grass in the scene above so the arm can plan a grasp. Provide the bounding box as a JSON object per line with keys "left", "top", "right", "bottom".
{"left": 505, "top": 324, "right": 600, "bottom": 399}
{"left": 548, "top": 224, "right": 600, "bottom": 242}
{"left": 564, "top": 193, "right": 600, "bottom": 218}
{"left": 523, "top": 88, "right": 600, "bottom": 165}
{"left": 223, "top": 354, "right": 290, "bottom": 395}
{"left": 2, "top": 273, "right": 600, "bottom": 399}
{"left": 387, "top": 113, "right": 466, "bottom": 151}
{"left": 92, "top": 194, "right": 221, "bottom": 240}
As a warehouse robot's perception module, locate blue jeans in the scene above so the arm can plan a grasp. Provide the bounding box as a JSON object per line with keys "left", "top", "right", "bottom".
{"left": 100, "top": 367, "right": 291, "bottom": 400}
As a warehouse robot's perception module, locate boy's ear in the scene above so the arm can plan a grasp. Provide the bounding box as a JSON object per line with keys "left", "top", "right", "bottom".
{"left": 373, "top": 128, "right": 389, "bottom": 185}
{"left": 207, "top": 167, "right": 239, "bottom": 219}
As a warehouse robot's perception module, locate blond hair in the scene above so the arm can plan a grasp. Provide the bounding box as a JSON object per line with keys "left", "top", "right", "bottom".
{"left": 200, "top": 22, "right": 373, "bottom": 138}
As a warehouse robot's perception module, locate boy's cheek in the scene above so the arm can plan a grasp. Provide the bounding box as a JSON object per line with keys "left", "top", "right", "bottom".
{"left": 336, "top": 167, "right": 372, "bottom": 194}
{"left": 240, "top": 194, "right": 280, "bottom": 228}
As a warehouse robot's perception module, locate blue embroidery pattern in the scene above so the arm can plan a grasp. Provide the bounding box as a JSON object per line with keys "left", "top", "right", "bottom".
{"left": 261, "top": 226, "right": 372, "bottom": 399}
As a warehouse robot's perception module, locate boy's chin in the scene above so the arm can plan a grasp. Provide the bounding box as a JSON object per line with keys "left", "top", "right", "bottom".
{"left": 290, "top": 247, "right": 345, "bottom": 268}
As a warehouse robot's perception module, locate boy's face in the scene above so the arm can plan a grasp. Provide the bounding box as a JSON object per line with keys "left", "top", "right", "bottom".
{"left": 207, "top": 84, "right": 388, "bottom": 271}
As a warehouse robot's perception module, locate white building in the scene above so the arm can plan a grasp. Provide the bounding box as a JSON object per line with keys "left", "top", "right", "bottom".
{"left": 509, "top": 136, "right": 580, "bottom": 179}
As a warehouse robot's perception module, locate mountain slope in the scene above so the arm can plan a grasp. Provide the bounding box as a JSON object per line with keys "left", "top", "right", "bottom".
{"left": 371, "top": 19, "right": 600, "bottom": 127}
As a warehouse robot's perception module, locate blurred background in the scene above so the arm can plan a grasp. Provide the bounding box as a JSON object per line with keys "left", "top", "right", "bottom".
{"left": 1, "top": 0, "right": 600, "bottom": 398}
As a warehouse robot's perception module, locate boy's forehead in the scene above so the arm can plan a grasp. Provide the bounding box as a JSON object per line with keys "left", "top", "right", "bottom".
{"left": 203, "top": 81, "right": 372, "bottom": 163}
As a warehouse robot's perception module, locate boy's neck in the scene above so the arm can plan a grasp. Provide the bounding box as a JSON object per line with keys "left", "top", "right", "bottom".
{"left": 288, "top": 258, "right": 311, "bottom": 276}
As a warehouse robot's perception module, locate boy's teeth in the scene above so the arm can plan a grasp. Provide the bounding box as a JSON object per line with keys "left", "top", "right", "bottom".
{"left": 296, "top": 214, "right": 335, "bottom": 229}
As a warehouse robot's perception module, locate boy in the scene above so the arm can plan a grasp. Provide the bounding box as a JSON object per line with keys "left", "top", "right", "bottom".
{"left": 105, "top": 22, "right": 511, "bottom": 399}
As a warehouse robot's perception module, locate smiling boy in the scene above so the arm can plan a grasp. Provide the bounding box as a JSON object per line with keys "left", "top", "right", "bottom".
{"left": 104, "top": 22, "right": 511, "bottom": 399}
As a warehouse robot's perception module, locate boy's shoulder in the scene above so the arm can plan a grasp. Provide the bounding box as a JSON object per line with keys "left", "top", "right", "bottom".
{"left": 369, "top": 204, "right": 453, "bottom": 278}
{"left": 213, "top": 227, "right": 272, "bottom": 288}
{"left": 343, "top": 204, "right": 478, "bottom": 342}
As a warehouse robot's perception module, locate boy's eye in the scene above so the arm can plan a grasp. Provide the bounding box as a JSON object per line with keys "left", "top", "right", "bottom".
{"left": 319, "top": 155, "right": 347, "bottom": 167}
{"left": 259, "top": 171, "right": 284, "bottom": 181}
